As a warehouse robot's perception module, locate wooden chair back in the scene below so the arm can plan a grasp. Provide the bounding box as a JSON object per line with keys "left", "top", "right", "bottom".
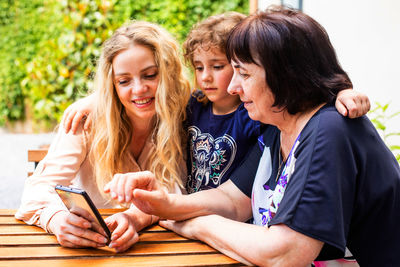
{"left": 28, "top": 149, "right": 48, "bottom": 177}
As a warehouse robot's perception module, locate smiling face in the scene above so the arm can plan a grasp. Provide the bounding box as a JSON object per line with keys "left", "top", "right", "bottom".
{"left": 193, "top": 47, "right": 240, "bottom": 113}
{"left": 228, "top": 59, "right": 279, "bottom": 124}
{"left": 112, "top": 44, "right": 159, "bottom": 123}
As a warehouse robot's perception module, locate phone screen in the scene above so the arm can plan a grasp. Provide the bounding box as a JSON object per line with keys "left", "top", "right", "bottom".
{"left": 55, "top": 185, "right": 111, "bottom": 242}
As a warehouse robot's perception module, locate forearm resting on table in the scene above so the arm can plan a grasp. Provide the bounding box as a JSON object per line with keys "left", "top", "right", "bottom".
{"left": 166, "top": 180, "right": 251, "bottom": 222}
{"left": 123, "top": 205, "right": 159, "bottom": 231}
{"left": 191, "top": 215, "right": 323, "bottom": 267}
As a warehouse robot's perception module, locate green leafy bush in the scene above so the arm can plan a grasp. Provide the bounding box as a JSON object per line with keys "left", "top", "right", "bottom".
{"left": 0, "top": 0, "right": 63, "bottom": 127}
{"left": 369, "top": 102, "right": 400, "bottom": 163}
{"left": 0, "top": 0, "right": 248, "bottom": 130}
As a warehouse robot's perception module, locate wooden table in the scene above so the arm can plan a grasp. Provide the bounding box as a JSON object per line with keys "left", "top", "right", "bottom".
{"left": 0, "top": 209, "right": 242, "bottom": 266}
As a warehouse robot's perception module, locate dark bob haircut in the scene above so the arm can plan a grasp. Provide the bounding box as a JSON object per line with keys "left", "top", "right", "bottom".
{"left": 226, "top": 6, "right": 352, "bottom": 115}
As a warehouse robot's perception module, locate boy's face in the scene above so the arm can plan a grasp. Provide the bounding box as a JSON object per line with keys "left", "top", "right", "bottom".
{"left": 193, "top": 47, "right": 239, "bottom": 109}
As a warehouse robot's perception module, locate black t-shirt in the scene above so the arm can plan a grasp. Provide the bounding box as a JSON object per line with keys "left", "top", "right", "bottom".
{"left": 185, "top": 95, "right": 260, "bottom": 193}
{"left": 231, "top": 104, "right": 400, "bottom": 266}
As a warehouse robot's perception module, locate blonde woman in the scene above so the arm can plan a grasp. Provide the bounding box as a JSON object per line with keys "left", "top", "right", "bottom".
{"left": 15, "top": 21, "right": 190, "bottom": 252}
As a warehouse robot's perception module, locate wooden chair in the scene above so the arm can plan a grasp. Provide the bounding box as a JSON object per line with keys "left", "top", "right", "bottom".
{"left": 27, "top": 149, "right": 48, "bottom": 177}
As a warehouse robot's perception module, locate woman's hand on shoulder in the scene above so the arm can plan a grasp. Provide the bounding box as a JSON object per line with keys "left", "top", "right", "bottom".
{"left": 62, "top": 95, "right": 95, "bottom": 134}
{"left": 48, "top": 210, "right": 108, "bottom": 248}
{"left": 105, "top": 212, "right": 139, "bottom": 252}
{"left": 104, "top": 171, "right": 172, "bottom": 218}
{"left": 336, "top": 89, "right": 371, "bottom": 118}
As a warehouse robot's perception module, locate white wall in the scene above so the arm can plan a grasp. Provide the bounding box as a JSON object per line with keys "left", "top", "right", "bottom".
{"left": 303, "top": 0, "right": 400, "bottom": 106}
{"left": 259, "top": 0, "right": 400, "bottom": 146}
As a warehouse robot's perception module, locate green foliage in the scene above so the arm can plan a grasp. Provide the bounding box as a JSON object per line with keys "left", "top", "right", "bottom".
{"left": 21, "top": 0, "right": 117, "bottom": 128}
{"left": 369, "top": 102, "right": 400, "bottom": 163}
{"left": 0, "top": 0, "right": 248, "bottom": 130}
{"left": 0, "top": 0, "right": 62, "bottom": 126}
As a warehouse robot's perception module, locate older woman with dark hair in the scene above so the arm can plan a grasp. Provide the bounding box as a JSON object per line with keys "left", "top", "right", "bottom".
{"left": 101, "top": 7, "right": 400, "bottom": 266}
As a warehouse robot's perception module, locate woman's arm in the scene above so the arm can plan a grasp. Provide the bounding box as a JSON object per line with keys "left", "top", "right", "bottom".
{"left": 161, "top": 215, "right": 323, "bottom": 267}
{"left": 15, "top": 124, "right": 112, "bottom": 249}
{"left": 15, "top": 123, "right": 88, "bottom": 230}
{"left": 104, "top": 172, "right": 252, "bottom": 222}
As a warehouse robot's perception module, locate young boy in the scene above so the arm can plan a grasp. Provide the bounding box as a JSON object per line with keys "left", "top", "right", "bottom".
{"left": 183, "top": 12, "right": 258, "bottom": 193}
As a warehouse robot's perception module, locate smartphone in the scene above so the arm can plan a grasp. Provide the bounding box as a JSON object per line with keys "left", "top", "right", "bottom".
{"left": 55, "top": 185, "right": 111, "bottom": 243}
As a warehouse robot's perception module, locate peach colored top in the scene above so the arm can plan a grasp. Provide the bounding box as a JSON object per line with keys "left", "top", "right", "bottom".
{"left": 15, "top": 124, "right": 184, "bottom": 232}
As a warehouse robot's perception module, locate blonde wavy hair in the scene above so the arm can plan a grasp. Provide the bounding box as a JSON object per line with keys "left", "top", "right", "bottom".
{"left": 89, "top": 21, "right": 190, "bottom": 193}
{"left": 183, "top": 12, "right": 245, "bottom": 103}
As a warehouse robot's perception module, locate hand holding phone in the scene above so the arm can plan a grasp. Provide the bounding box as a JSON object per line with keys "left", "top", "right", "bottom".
{"left": 55, "top": 185, "right": 111, "bottom": 244}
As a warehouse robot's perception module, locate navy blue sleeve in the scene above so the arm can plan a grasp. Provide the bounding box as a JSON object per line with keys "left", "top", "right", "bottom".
{"left": 230, "top": 139, "right": 262, "bottom": 197}
{"left": 260, "top": 105, "right": 400, "bottom": 265}
{"left": 231, "top": 125, "right": 278, "bottom": 197}
{"left": 269, "top": 109, "right": 358, "bottom": 260}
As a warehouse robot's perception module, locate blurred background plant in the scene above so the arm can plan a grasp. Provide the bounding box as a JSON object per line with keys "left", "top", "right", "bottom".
{"left": 369, "top": 102, "right": 400, "bottom": 163}
{"left": 0, "top": 0, "right": 248, "bottom": 131}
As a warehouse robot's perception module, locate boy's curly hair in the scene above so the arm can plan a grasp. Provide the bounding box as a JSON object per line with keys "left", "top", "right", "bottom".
{"left": 183, "top": 12, "right": 246, "bottom": 67}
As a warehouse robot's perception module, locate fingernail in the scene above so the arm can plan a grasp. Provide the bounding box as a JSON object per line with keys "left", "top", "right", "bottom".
{"left": 126, "top": 196, "right": 131, "bottom": 202}
{"left": 111, "top": 235, "right": 118, "bottom": 241}
{"left": 111, "top": 192, "right": 117, "bottom": 199}
{"left": 118, "top": 195, "right": 123, "bottom": 202}
{"left": 109, "top": 243, "right": 116, "bottom": 248}
{"left": 99, "top": 237, "right": 108, "bottom": 243}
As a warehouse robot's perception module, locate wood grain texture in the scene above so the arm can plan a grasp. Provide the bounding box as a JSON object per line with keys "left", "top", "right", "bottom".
{"left": 0, "top": 253, "right": 242, "bottom": 267}
{"left": 0, "top": 210, "right": 240, "bottom": 266}
{"left": 0, "top": 232, "right": 187, "bottom": 246}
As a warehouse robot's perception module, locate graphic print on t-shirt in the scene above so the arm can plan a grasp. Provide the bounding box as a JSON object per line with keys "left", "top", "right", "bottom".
{"left": 187, "top": 126, "right": 237, "bottom": 193}
{"left": 252, "top": 147, "right": 273, "bottom": 226}
{"left": 252, "top": 139, "right": 299, "bottom": 226}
